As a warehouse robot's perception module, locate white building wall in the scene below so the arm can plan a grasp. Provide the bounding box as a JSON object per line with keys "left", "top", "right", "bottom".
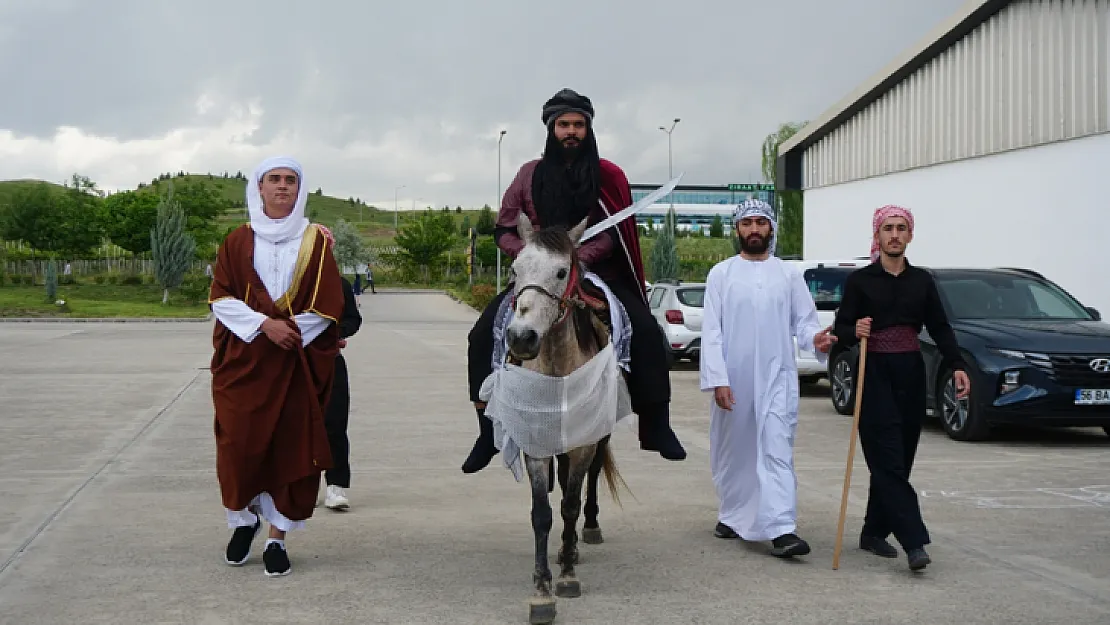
{"left": 802, "top": 130, "right": 1110, "bottom": 317}
{"left": 804, "top": 0, "right": 1110, "bottom": 189}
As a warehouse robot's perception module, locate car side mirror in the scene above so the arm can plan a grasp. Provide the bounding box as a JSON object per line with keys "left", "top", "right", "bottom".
{"left": 1085, "top": 306, "right": 1101, "bottom": 321}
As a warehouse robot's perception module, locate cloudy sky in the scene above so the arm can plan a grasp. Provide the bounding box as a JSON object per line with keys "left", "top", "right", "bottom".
{"left": 0, "top": 0, "right": 970, "bottom": 210}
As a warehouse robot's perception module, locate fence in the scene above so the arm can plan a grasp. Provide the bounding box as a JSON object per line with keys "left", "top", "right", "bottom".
{"left": 3, "top": 259, "right": 213, "bottom": 277}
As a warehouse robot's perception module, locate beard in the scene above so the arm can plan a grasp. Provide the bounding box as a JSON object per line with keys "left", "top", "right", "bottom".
{"left": 531, "top": 130, "right": 600, "bottom": 230}
{"left": 739, "top": 232, "right": 770, "bottom": 254}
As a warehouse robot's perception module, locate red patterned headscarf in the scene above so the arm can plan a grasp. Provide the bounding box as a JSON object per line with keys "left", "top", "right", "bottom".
{"left": 870, "top": 205, "right": 914, "bottom": 261}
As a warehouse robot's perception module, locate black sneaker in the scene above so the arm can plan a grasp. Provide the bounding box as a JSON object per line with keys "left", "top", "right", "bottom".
{"left": 263, "top": 542, "right": 292, "bottom": 577}
{"left": 770, "top": 533, "right": 811, "bottom": 558}
{"left": 907, "top": 547, "right": 931, "bottom": 571}
{"left": 224, "top": 519, "right": 261, "bottom": 566}
{"left": 860, "top": 534, "right": 899, "bottom": 558}
{"left": 714, "top": 522, "right": 738, "bottom": 539}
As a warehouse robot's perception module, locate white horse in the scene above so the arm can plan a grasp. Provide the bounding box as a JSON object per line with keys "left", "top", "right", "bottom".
{"left": 488, "top": 212, "right": 630, "bottom": 625}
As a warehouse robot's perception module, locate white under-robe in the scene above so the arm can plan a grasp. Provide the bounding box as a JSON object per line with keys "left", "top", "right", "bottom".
{"left": 210, "top": 230, "right": 331, "bottom": 531}
{"left": 698, "top": 255, "right": 826, "bottom": 541}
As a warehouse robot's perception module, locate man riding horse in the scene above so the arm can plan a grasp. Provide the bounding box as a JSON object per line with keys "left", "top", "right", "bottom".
{"left": 463, "top": 88, "right": 686, "bottom": 474}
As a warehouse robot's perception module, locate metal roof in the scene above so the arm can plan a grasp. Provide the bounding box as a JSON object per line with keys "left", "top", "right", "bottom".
{"left": 775, "top": 0, "right": 1012, "bottom": 191}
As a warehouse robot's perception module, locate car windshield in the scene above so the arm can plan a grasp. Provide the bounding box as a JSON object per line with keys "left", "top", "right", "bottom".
{"left": 803, "top": 268, "right": 854, "bottom": 311}
{"left": 677, "top": 287, "right": 704, "bottom": 307}
{"left": 937, "top": 273, "right": 1093, "bottom": 320}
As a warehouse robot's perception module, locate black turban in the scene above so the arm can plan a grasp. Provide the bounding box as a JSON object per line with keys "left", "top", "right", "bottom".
{"left": 541, "top": 88, "right": 594, "bottom": 128}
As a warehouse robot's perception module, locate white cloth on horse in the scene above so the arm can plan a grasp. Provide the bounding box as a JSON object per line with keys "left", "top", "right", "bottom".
{"left": 478, "top": 341, "right": 634, "bottom": 481}
{"left": 491, "top": 271, "right": 632, "bottom": 372}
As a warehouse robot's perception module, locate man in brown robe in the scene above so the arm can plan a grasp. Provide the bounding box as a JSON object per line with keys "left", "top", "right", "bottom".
{"left": 208, "top": 156, "right": 345, "bottom": 577}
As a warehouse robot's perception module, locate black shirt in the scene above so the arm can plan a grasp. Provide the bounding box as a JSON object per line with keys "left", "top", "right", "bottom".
{"left": 833, "top": 260, "right": 966, "bottom": 370}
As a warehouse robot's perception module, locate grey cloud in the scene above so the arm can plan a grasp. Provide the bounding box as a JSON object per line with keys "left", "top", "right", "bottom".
{"left": 0, "top": 0, "right": 969, "bottom": 208}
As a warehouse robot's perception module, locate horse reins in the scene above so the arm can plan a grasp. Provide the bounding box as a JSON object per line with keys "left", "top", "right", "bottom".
{"left": 511, "top": 261, "right": 607, "bottom": 328}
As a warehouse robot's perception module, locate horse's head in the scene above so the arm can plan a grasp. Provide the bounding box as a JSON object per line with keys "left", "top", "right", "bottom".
{"left": 506, "top": 212, "right": 589, "bottom": 361}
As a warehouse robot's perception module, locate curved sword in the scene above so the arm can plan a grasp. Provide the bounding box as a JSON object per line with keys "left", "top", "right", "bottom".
{"left": 579, "top": 172, "right": 685, "bottom": 243}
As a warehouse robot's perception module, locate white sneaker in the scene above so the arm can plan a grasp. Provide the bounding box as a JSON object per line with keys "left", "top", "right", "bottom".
{"left": 324, "top": 485, "right": 349, "bottom": 510}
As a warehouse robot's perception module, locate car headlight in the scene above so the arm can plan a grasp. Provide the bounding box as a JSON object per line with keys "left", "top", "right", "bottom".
{"left": 987, "top": 348, "right": 1051, "bottom": 368}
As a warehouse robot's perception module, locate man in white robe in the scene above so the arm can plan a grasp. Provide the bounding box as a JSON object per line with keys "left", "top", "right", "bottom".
{"left": 699, "top": 199, "right": 836, "bottom": 558}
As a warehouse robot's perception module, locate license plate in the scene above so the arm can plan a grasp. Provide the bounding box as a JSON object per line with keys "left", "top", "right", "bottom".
{"left": 1074, "top": 389, "right": 1110, "bottom": 405}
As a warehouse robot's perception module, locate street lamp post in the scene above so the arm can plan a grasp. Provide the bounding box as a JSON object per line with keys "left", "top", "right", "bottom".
{"left": 496, "top": 129, "right": 507, "bottom": 293}
{"left": 659, "top": 118, "right": 680, "bottom": 236}
{"left": 394, "top": 185, "right": 406, "bottom": 230}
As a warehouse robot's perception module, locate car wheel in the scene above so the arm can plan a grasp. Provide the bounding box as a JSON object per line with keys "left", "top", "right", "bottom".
{"left": 829, "top": 350, "right": 855, "bottom": 416}
{"left": 938, "top": 368, "right": 990, "bottom": 441}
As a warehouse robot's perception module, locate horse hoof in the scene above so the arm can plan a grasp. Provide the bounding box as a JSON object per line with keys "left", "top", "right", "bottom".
{"left": 582, "top": 527, "right": 604, "bottom": 544}
{"left": 528, "top": 597, "right": 557, "bottom": 624}
{"left": 555, "top": 577, "right": 581, "bottom": 598}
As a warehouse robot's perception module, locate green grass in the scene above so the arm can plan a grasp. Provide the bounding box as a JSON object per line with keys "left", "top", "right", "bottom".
{"left": 0, "top": 284, "right": 209, "bottom": 318}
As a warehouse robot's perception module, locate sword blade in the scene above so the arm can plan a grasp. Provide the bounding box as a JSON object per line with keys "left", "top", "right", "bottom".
{"left": 579, "top": 172, "right": 685, "bottom": 243}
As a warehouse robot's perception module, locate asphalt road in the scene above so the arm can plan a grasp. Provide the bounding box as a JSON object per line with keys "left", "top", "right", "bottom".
{"left": 1, "top": 291, "right": 1108, "bottom": 624}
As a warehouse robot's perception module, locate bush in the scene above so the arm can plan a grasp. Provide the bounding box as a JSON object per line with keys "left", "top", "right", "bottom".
{"left": 176, "top": 271, "right": 211, "bottom": 305}
{"left": 470, "top": 283, "right": 496, "bottom": 311}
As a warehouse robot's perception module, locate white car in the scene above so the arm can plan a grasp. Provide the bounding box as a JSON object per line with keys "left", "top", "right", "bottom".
{"left": 783, "top": 259, "right": 871, "bottom": 383}
{"left": 647, "top": 280, "right": 705, "bottom": 365}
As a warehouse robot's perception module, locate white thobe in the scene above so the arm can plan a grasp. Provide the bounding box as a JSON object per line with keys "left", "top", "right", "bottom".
{"left": 210, "top": 231, "right": 332, "bottom": 531}
{"left": 699, "top": 255, "right": 826, "bottom": 541}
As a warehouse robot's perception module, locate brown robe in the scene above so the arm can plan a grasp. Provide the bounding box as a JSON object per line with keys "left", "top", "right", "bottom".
{"left": 208, "top": 223, "right": 344, "bottom": 522}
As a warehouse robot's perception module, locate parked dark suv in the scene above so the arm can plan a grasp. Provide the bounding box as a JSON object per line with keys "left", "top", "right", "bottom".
{"left": 826, "top": 267, "right": 1110, "bottom": 441}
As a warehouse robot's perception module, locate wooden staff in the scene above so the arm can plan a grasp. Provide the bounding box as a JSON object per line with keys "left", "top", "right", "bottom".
{"left": 832, "top": 336, "right": 867, "bottom": 570}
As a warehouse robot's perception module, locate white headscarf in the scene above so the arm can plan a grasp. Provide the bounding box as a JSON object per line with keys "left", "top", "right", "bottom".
{"left": 732, "top": 198, "right": 778, "bottom": 255}
{"left": 247, "top": 156, "right": 310, "bottom": 244}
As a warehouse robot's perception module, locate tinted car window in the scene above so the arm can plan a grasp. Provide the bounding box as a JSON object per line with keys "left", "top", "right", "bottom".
{"left": 802, "top": 268, "right": 854, "bottom": 311}
{"left": 937, "top": 273, "right": 1093, "bottom": 320}
{"left": 677, "top": 287, "right": 704, "bottom": 307}
{"left": 649, "top": 288, "right": 666, "bottom": 308}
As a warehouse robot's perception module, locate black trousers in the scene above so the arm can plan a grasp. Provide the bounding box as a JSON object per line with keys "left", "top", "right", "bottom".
{"left": 324, "top": 353, "right": 351, "bottom": 488}
{"left": 858, "top": 350, "right": 930, "bottom": 551}
{"left": 466, "top": 279, "right": 671, "bottom": 407}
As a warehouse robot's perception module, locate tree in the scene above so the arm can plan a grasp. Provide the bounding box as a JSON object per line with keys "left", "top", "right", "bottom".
{"left": 649, "top": 210, "right": 679, "bottom": 282}
{"left": 150, "top": 183, "right": 197, "bottom": 304}
{"left": 475, "top": 204, "right": 496, "bottom": 235}
{"left": 459, "top": 215, "right": 472, "bottom": 237}
{"left": 331, "top": 218, "right": 369, "bottom": 272}
{"left": 761, "top": 121, "right": 808, "bottom": 257}
{"left": 1, "top": 180, "right": 104, "bottom": 258}
{"left": 99, "top": 190, "right": 161, "bottom": 253}
{"left": 44, "top": 259, "right": 58, "bottom": 303}
{"left": 393, "top": 211, "right": 457, "bottom": 268}
{"left": 709, "top": 214, "right": 724, "bottom": 238}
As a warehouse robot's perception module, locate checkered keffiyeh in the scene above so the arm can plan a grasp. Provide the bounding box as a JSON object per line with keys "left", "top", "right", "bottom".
{"left": 870, "top": 205, "right": 914, "bottom": 261}
{"left": 732, "top": 199, "right": 778, "bottom": 255}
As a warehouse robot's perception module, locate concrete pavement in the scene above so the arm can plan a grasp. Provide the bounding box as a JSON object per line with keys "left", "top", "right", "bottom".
{"left": 1, "top": 291, "right": 1109, "bottom": 624}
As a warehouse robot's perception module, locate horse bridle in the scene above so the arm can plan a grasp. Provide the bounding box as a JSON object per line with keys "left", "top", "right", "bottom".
{"left": 510, "top": 261, "right": 606, "bottom": 328}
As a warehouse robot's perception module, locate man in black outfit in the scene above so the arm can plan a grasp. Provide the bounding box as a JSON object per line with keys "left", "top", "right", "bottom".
{"left": 833, "top": 205, "right": 970, "bottom": 571}
{"left": 321, "top": 275, "right": 362, "bottom": 510}
{"left": 460, "top": 88, "right": 686, "bottom": 474}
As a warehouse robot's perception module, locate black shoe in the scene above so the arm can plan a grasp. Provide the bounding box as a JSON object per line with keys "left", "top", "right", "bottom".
{"left": 263, "top": 542, "right": 292, "bottom": 577}
{"left": 224, "top": 519, "right": 261, "bottom": 566}
{"left": 714, "top": 522, "right": 738, "bottom": 539}
{"left": 859, "top": 534, "right": 899, "bottom": 558}
{"left": 770, "top": 533, "right": 811, "bottom": 558}
{"left": 638, "top": 403, "right": 687, "bottom": 461}
{"left": 907, "top": 547, "right": 931, "bottom": 571}
{"left": 461, "top": 408, "right": 499, "bottom": 474}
